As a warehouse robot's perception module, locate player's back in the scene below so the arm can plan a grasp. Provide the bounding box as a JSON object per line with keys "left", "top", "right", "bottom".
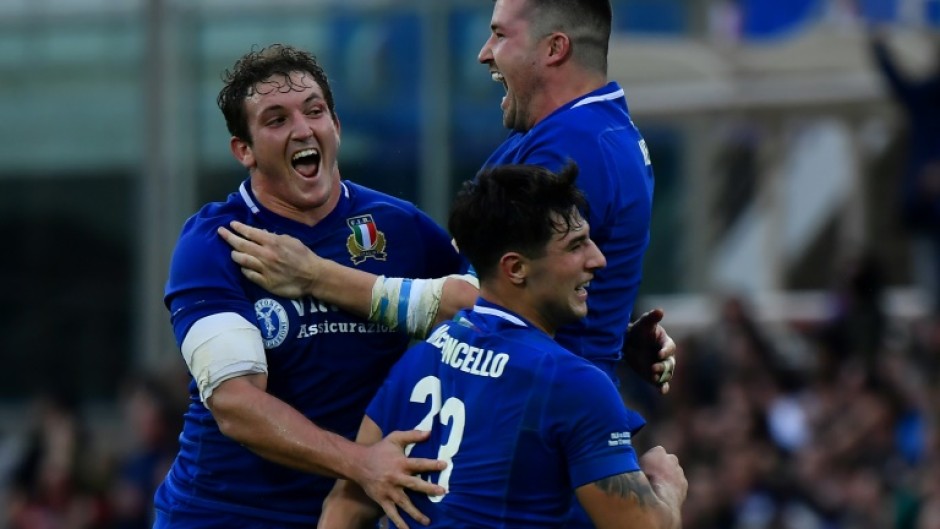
{"left": 482, "top": 82, "right": 654, "bottom": 379}
{"left": 367, "top": 300, "right": 646, "bottom": 528}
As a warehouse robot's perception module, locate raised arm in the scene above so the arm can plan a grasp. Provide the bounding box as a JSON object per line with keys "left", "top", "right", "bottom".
{"left": 576, "top": 445, "right": 687, "bottom": 529}
{"left": 218, "top": 221, "right": 478, "bottom": 338}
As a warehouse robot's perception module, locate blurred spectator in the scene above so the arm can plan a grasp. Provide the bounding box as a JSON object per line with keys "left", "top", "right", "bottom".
{"left": 108, "top": 373, "right": 182, "bottom": 529}
{"left": 5, "top": 391, "right": 110, "bottom": 529}
{"left": 866, "top": 28, "right": 940, "bottom": 314}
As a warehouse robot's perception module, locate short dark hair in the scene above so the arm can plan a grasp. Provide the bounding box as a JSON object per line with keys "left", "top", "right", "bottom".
{"left": 528, "top": 0, "right": 612, "bottom": 73}
{"left": 216, "top": 44, "right": 336, "bottom": 144}
{"left": 448, "top": 162, "right": 587, "bottom": 281}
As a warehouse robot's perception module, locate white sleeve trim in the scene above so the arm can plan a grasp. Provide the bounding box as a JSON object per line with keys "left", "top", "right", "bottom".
{"left": 180, "top": 312, "right": 268, "bottom": 403}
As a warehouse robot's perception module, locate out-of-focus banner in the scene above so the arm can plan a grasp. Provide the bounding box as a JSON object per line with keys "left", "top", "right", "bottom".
{"left": 736, "top": 0, "right": 940, "bottom": 41}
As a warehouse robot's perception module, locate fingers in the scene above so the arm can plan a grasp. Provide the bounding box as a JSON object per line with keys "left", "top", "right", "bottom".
{"left": 403, "top": 456, "right": 448, "bottom": 477}
{"left": 229, "top": 220, "right": 268, "bottom": 241}
{"left": 636, "top": 308, "right": 664, "bottom": 328}
{"left": 380, "top": 501, "right": 412, "bottom": 529}
{"left": 382, "top": 496, "right": 432, "bottom": 528}
{"left": 656, "top": 355, "right": 676, "bottom": 385}
{"left": 657, "top": 332, "right": 677, "bottom": 361}
{"left": 386, "top": 429, "right": 432, "bottom": 447}
{"left": 399, "top": 459, "right": 447, "bottom": 496}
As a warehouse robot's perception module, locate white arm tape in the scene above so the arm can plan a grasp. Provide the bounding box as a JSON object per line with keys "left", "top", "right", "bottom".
{"left": 369, "top": 273, "right": 480, "bottom": 339}
{"left": 181, "top": 312, "right": 268, "bottom": 403}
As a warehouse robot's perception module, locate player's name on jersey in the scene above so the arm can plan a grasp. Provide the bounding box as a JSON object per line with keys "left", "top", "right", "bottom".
{"left": 428, "top": 325, "right": 509, "bottom": 378}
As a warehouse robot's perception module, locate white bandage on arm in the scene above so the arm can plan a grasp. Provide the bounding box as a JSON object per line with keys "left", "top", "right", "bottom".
{"left": 369, "top": 273, "right": 481, "bottom": 338}
{"left": 448, "top": 272, "right": 479, "bottom": 289}
{"left": 180, "top": 312, "right": 268, "bottom": 403}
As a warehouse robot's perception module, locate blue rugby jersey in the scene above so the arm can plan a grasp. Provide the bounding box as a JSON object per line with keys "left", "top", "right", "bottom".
{"left": 367, "top": 299, "right": 647, "bottom": 528}
{"left": 483, "top": 82, "right": 655, "bottom": 381}
{"left": 156, "top": 179, "right": 464, "bottom": 525}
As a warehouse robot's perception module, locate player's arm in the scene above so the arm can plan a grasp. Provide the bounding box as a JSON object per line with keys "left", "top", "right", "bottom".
{"left": 622, "top": 309, "right": 677, "bottom": 395}
{"left": 184, "top": 313, "right": 443, "bottom": 527}
{"left": 575, "top": 446, "right": 687, "bottom": 529}
{"left": 319, "top": 416, "right": 424, "bottom": 529}
{"left": 217, "top": 221, "right": 478, "bottom": 337}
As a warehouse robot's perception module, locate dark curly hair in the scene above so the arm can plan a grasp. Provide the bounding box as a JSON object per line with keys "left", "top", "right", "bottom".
{"left": 448, "top": 162, "right": 588, "bottom": 281}
{"left": 217, "top": 44, "right": 336, "bottom": 144}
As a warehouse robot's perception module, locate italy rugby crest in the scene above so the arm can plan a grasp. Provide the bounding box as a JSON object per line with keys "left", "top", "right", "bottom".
{"left": 346, "top": 214, "right": 387, "bottom": 264}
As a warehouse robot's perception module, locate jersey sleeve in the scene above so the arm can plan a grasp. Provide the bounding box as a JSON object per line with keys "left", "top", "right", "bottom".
{"left": 544, "top": 360, "right": 647, "bottom": 488}
{"left": 164, "top": 213, "right": 258, "bottom": 347}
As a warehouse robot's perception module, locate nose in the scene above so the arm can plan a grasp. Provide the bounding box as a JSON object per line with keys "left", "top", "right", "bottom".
{"left": 291, "top": 113, "right": 314, "bottom": 140}
{"left": 478, "top": 35, "right": 494, "bottom": 64}
{"left": 587, "top": 240, "right": 606, "bottom": 270}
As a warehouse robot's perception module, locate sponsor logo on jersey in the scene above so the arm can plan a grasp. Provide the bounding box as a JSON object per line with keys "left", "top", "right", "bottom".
{"left": 255, "top": 298, "right": 290, "bottom": 348}
{"left": 346, "top": 214, "right": 388, "bottom": 265}
{"left": 608, "top": 431, "right": 633, "bottom": 447}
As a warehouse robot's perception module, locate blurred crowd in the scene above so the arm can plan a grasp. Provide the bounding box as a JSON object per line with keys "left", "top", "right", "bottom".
{"left": 623, "top": 255, "right": 940, "bottom": 529}
{"left": 1, "top": 256, "right": 937, "bottom": 529}
{"left": 0, "top": 371, "right": 188, "bottom": 529}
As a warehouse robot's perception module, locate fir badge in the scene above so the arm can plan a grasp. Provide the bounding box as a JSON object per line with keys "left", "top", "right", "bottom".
{"left": 346, "top": 214, "right": 387, "bottom": 264}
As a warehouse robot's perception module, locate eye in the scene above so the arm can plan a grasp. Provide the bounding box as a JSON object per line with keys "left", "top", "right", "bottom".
{"left": 307, "top": 105, "right": 325, "bottom": 117}
{"left": 266, "top": 116, "right": 286, "bottom": 127}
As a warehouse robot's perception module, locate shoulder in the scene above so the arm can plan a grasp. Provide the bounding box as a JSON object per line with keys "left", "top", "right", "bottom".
{"left": 168, "top": 194, "right": 252, "bottom": 293}
{"left": 346, "top": 182, "right": 423, "bottom": 217}
{"left": 175, "top": 196, "right": 247, "bottom": 260}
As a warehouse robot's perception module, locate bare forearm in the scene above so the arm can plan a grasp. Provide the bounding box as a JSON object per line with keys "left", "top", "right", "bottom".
{"left": 578, "top": 471, "right": 685, "bottom": 529}
{"left": 210, "top": 380, "right": 365, "bottom": 480}
{"left": 304, "top": 258, "right": 375, "bottom": 319}
{"left": 319, "top": 480, "right": 383, "bottom": 529}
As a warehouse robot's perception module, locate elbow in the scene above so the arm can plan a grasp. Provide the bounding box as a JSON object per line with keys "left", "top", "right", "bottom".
{"left": 438, "top": 277, "right": 478, "bottom": 320}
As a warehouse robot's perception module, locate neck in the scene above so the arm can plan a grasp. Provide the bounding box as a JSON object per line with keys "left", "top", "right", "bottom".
{"left": 528, "top": 68, "right": 607, "bottom": 128}
{"left": 250, "top": 168, "right": 342, "bottom": 227}
{"left": 479, "top": 284, "right": 555, "bottom": 337}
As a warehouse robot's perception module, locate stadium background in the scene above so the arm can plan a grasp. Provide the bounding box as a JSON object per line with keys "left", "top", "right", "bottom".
{"left": 1, "top": 0, "right": 939, "bottom": 527}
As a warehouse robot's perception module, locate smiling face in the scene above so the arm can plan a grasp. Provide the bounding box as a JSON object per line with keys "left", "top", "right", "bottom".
{"left": 478, "top": 0, "right": 545, "bottom": 132}
{"left": 230, "top": 71, "right": 342, "bottom": 225}
{"left": 523, "top": 210, "right": 606, "bottom": 333}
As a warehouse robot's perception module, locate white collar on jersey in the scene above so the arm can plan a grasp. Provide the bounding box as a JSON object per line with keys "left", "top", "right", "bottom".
{"left": 238, "top": 180, "right": 351, "bottom": 215}
{"left": 472, "top": 304, "right": 527, "bottom": 327}
{"left": 571, "top": 87, "right": 624, "bottom": 109}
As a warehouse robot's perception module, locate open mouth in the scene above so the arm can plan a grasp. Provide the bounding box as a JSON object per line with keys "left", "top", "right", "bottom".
{"left": 491, "top": 71, "right": 509, "bottom": 110}
{"left": 291, "top": 148, "right": 321, "bottom": 178}
{"left": 491, "top": 71, "right": 507, "bottom": 91}
{"left": 575, "top": 281, "right": 590, "bottom": 296}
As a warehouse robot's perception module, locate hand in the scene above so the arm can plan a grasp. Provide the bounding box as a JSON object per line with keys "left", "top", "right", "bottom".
{"left": 639, "top": 446, "right": 687, "bottom": 506}
{"left": 624, "top": 309, "right": 677, "bottom": 395}
{"left": 357, "top": 430, "right": 446, "bottom": 529}
{"left": 218, "top": 221, "right": 320, "bottom": 299}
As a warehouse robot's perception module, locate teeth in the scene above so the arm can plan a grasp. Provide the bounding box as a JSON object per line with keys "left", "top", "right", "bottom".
{"left": 292, "top": 148, "right": 319, "bottom": 161}
{"left": 491, "top": 72, "right": 505, "bottom": 83}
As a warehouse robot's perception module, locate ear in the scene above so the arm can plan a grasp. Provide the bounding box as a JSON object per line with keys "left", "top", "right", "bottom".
{"left": 499, "top": 252, "right": 528, "bottom": 286}
{"left": 545, "top": 32, "right": 571, "bottom": 66}
{"left": 333, "top": 113, "right": 342, "bottom": 148}
{"left": 230, "top": 136, "right": 255, "bottom": 170}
